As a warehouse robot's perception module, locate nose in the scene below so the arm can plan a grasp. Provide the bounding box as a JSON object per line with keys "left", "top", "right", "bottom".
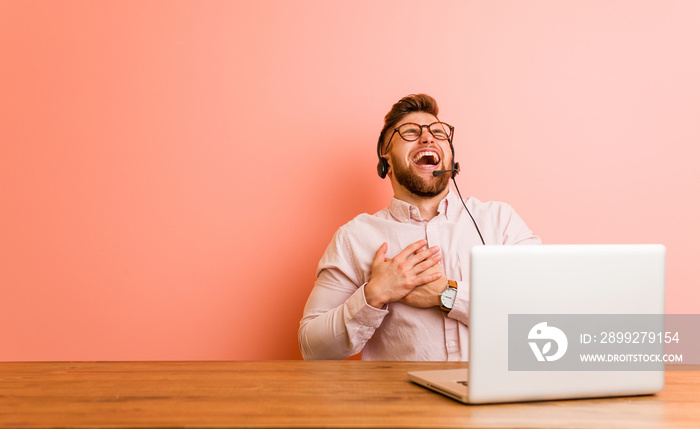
{"left": 418, "top": 125, "right": 435, "bottom": 144}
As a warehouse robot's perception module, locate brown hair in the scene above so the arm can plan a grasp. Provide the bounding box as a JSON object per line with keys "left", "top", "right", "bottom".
{"left": 377, "top": 94, "right": 440, "bottom": 155}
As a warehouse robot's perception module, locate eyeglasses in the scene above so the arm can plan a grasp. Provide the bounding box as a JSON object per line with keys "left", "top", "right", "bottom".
{"left": 388, "top": 122, "right": 454, "bottom": 143}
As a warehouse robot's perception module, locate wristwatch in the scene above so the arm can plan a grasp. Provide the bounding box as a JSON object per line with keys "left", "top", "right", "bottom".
{"left": 439, "top": 280, "right": 458, "bottom": 312}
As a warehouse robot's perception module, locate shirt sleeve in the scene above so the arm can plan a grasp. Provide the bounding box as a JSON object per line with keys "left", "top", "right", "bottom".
{"left": 298, "top": 229, "right": 388, "bottom": 360}
{"left": 498, "top": 203, "right": 542, "bottom": 246}
{"left": 447, "top": 202, "right": 541, "bottom": 325}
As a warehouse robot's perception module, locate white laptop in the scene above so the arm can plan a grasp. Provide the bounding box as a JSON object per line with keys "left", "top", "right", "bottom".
{"left": 409, "top": 244, "right": 666, "bottom": 404}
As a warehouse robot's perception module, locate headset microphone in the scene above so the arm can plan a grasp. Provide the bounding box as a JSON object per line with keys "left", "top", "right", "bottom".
{"left": 432, "top": 162, "right": 460, "bottom": 177}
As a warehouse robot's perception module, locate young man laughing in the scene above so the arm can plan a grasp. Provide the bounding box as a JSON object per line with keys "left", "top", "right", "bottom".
{"left": 299, "top": 94, "right": 540, "bottom": 361}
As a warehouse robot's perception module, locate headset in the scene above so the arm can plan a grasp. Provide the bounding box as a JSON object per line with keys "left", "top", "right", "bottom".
{"left": 376, "top": 127, "right": 486, "bottom": 245}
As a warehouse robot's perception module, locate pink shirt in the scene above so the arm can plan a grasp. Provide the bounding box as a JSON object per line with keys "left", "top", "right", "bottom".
{"left": 298, "top": 190, "right": 541, "bottom": 361}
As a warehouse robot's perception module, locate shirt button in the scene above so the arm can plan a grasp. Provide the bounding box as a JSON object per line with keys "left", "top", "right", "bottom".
{"left": 449, "top": 341, "right": 456, "bottom": 348}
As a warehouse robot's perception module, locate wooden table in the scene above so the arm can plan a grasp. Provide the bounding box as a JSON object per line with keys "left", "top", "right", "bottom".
{"left": 1, "top": 361, "right": 698, "bottom": 428}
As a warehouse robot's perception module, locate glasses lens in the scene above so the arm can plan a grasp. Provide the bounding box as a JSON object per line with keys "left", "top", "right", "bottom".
{"left": 397, "top": 123, "right": 422, "bottom": 141}
{"left": 429, "top": 122, "right": 451, "bottom": 140}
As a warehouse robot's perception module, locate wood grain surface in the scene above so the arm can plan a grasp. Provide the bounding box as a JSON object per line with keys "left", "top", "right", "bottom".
{"left": 1, "top": 361, "right": 698, "bottom": 428}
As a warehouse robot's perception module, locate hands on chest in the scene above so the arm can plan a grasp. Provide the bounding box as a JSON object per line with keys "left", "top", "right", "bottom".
{"left": 364, "top": 239, "right": 449, "bottom": 309}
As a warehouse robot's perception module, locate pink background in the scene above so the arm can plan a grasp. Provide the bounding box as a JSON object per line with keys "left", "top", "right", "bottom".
{"left": 1, "top": 1, "right": 698, "bottom": 361}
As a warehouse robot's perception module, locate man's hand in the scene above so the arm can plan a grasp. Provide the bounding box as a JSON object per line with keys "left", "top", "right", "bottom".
{"left": 364, "top": 240, "right": 443, "bottom": 309}
{"left": 399, "top": 263, "right": 448, "bottom": 308}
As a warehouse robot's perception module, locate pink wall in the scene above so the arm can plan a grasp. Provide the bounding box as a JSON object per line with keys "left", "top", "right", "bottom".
{"left": 1, "top": 1, "right": 698, "bottom": 361}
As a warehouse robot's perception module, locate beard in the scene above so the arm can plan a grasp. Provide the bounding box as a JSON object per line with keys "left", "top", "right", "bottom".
{"left": 390, "top": 154, "right": 451, "bottom": 198}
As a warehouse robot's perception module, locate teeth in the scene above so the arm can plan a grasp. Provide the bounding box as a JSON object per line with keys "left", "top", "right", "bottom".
{"left": 413, "top": 151, "right": 440, "bottom": 165}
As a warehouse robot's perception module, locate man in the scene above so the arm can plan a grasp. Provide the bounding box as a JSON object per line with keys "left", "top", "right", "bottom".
{"left": 298, "top": 94, "right": 540, "bottom": 360}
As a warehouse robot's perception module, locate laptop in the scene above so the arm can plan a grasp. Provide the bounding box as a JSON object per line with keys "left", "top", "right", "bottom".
{"left": 408, "top": 244, "right": 666, "bottom": 404}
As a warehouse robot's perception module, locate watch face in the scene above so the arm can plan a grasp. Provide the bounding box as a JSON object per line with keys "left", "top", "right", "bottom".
{"left": 441, "top": 287, "right": 457, "bottom": 307}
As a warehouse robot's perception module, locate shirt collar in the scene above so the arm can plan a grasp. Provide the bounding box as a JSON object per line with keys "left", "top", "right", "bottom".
{"left": 388, "top": 189, "right": 457, "bottom": 223}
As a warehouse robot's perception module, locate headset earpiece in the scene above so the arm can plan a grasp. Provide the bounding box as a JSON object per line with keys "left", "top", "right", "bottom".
{"left": 377, "top": 157, "right": 389, "bottom": 179}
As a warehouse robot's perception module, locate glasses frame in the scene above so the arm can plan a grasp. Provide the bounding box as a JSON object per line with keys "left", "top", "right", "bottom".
{"left": 388, "top": 121, "right": 454, "bottom": 145}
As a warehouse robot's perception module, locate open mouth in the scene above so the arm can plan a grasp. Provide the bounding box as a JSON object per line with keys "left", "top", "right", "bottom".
{"left": 412, "top": 150, "right": 441, "bottom": 168}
